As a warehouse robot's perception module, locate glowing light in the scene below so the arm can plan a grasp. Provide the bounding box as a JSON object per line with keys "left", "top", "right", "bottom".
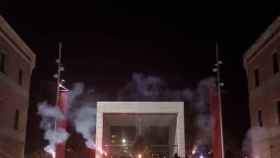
{"left": 199, "top": 155, "right": 204, "bottom": 158}
{"left": 51, "top": 151, "right": 56, "bottom": 158}
{"left": 104, "top": 152, "right": 108, "bottom": 157}
{"left": 122, "top": 138, "right": 126, "bottom": 144}
{"left": 44, "top": 146, "right": 56, "bottom": 158}
{"left": 192, "top": 146, "right": 197, "bottom": 155}
{"left": 97, "top": 146, "right": 108, "bottom": 156}
{"left": 138, "top": 153, "right": 142, "bottom": 158}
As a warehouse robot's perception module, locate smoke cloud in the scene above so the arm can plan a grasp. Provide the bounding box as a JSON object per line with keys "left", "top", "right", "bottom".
{"left": 37, "top": 101, "right": 64, "bottom": 121}
{"left": 118, "top": 73, "right": 196, "bottom": 101}
{"left": 242, "top": 126, "right": 280, "bottom": 157}
{"left": 117, "top": 73, "right": 215, "bottom": 145}
{"left": 117, "top": 73, "right": 166, "bottom": 100}
{"left": 37, "top": 83, "right": 100, "bottom": 156}
{"left": 68, "top": 82, "right": 84, "bottom": 104}
{"left": 38, "top": 73, "right": 216, "bottom": 156}
{"left": 71, "top": 105, "right": 97, "bottom": 149}
{"left": 37, "top": 102, "right": 69, "bottom": 155}
{"left": 43, "top": 128, "right": 69, "bottom": 154}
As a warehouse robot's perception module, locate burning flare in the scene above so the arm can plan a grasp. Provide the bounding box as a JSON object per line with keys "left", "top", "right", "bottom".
{"left": 44, "top": 145, "right": 56, "bottom": 158}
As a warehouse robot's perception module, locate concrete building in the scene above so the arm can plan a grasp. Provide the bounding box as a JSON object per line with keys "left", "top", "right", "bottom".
{"left": 96, "top": 102, "right": 185, "bottom": 158}
{"left": 0, "top": 16, "right": 36, "bottom": 158}
{"left": 243, "top": 16, "right": 280, "bottom": 158}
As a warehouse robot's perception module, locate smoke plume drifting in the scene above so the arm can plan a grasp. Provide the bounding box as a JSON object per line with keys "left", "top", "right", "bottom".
{"left": 118, "top": 73, "right": 215, "bottom": 145}
{"left": 37, "top": 102, "right": 64, "bottom": 121}
{"left": 37, "top": 102, "right": 69, "bottom": 155}
{"left": 242, "top": 126, "right": 280, "bottom": 157}
{"left": 37, "top": 83, "right": 100, "bottom": 156}
{"left": 38, "top": 73, "right": 216, "bottom": 156}
{"left": 71, "top": 105, "right": 97, "bottom": 149}
{"left": 43, "top": 128, "right": 69, "bottom": 155}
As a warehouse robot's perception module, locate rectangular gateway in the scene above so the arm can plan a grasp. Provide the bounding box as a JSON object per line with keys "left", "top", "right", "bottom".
{"left": 95, "top": 102, "right": 185, "bottom": 158}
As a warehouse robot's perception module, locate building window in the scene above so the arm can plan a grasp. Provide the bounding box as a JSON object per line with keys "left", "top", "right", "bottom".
{"left": 14, "top": 110, "right": 20, "bottom": 130}
{"left": 257, "top": 110, "right": 263, "bottom": 126}
{"left": 273, "top": 53, "right": 279, "bottom": 74}
{"left": 277, "top": 101, "right": 280, "bottom": 124}
{"left": 0, "top": 52, "right": 5, "bottom": 73}
{"left": 254, "top": 69, "right": 260, "bottom": 87}
{"left": 18, "top": 69, "right": 23, "bottom": 85}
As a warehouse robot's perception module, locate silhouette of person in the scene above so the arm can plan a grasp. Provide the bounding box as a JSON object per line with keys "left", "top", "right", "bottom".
{"left": 174, "top": 153, "right": 180, "bottom": 158}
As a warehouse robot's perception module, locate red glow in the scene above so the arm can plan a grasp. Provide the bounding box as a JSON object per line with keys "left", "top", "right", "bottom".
{"left": 55, "top": 90, "right": 69, "bottom": 158}
{"left": 209, "top": 85, "right": 222, "bottom": 158}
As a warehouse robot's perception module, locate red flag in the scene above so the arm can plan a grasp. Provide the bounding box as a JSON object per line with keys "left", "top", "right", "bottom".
{"left": 89, "top": 148, "right": 96, "bottom": 158}
{"left": 55, "top": 89, "right": 95, "bottom": 158}
{"left": 55, "top": 90, "right": 69, "bottom": 158}
{"left": 209, "top": 85, "right": 223, "bottom": 158}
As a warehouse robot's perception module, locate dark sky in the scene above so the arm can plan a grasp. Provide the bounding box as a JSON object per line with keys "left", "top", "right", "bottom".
{"left": 1, "top": 0, "right": 280, "bottom": 154}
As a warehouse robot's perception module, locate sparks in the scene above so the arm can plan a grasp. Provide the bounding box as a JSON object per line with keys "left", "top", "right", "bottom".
{"left": 192, "top": 146, "right": 197, "bottom": 155}
{"left": 44, "top": 146, "right": 56, "bottom": 158}
{"left": 97, "top": 146, "right": 108, "bottom": 156}
{"left": 51, "top": 150, "right": 56, "bottom": 158}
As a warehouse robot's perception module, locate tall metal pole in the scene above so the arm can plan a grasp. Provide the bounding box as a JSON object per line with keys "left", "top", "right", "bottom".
{"left": 53, "top": 42, "right": 63, "bottom": 158}
{"left": 56, "top": 42, "right": 63, "bottom": 106}
{"left": 214, "top": 43, "right": 225, "bottom": 158}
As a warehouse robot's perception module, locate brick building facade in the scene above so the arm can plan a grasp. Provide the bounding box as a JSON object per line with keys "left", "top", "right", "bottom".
{"left": 243, "top": 16, "right": 280, "bottom": 158}
{"left": 0, "top": 15, "right": 36, "bottom": 158}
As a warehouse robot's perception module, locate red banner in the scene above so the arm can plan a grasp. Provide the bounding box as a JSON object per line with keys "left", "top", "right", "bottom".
{"left": 209, "top": 85, "right": 222, "bottom": 158}
{"left": 55, "top": 90, "right": 69, "bottom": 158}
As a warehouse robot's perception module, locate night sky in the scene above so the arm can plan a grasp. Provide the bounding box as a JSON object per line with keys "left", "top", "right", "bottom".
{"left": 1, "top": 1, "right": 280, "bottom": 155}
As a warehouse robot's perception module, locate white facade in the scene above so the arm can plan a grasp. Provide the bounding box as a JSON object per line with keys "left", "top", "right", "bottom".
{"left": 95, "top": 102, "right": 185, "bottom": 158}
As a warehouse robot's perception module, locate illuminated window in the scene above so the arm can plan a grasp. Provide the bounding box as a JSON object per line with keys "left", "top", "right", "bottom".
{"left": 111, "top": 139, "right": 116, "bottom": 144}
{"left": 110, "top": 126, "right": 136, "bottom": 144}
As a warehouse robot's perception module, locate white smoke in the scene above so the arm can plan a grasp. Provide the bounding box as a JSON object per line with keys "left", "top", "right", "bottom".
{"left": 37, "top": 82, "right": 102, "bottom": 157}
{"left": 117, "top": 73, "right": 166, "bottom": 100}
{"left": 117, "top": 73, "right": 215, "bottom": 145}
{"left": 194, "top": 114, "right": 212, "bottom": 144}
{"left": 242, "top": 126, "right": 280, "bottom": 157}
{"left": 72, "top": 105, "right": 97, "bottom": 149}
{"left": 68, "top": 82, "right": 84, "bottom": 104}
{"left": 37, "top": 102, "right": 69, "bottom": 156}
{"left": 37, "top": 101, "right": 65, "bottom": 133}
{"left": 37, "top": 83, "right": 91, "bottom": 156}
{"left": 37, "top": 74, "right": 216, "bottom": 156}
{"left": 37, "top": 102, "right": 64, "bottom": 120}
{"left": 181, "top": 88, "right": 194, "bottom": 101}
{"left": 43, "top": 128, "right": 69, "bottom": 155}
{"left": 133, "top": 73, "right": 164, "bottom": 97}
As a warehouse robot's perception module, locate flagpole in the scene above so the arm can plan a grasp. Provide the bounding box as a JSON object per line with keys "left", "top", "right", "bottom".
{"left": 56, "top": 42, "right": 63, "bottom": 106}
{"left": 214, "top": 43, "right": 225, "bottom": 158}
{"left": 53, "top": 42, "right": 64, "bottom": 158}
